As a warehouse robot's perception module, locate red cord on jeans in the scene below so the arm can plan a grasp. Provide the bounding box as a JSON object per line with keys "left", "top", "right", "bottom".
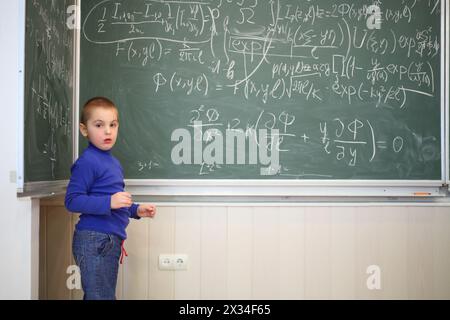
{"left": 120, "top": 240, "right": 128, "bottom": 264}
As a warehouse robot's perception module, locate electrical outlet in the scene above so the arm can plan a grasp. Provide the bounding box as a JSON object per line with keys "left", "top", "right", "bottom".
{"left": 173, "top": 254, "right": 188, "bottom": 270}
{"left": 158, "top": 254, "right": 188, "bottom": 271}
{"left": 158, "top": 254, "right": 174, "bottom": 270}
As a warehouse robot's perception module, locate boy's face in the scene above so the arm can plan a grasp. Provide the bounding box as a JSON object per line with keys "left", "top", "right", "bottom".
{"left": 79, "top": 107, "right": 119, "bottom": 151}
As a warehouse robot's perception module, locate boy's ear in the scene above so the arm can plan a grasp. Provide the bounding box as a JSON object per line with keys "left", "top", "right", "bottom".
{"left": 79, "top": 123, "right": 88, "bottom": 137}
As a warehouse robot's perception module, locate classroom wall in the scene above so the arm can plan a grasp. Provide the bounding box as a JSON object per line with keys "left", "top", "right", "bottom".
{"left": 0, "top": 0, "right": 40, "bottom": 299}
{"left": 5, "top": 0, "right": 450, "bottom": 300}
{"left": 41, "top": 198, "right": 450, "bottom": 300}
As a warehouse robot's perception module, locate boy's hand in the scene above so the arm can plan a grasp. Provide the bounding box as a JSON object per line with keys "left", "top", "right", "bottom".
{"left": 137, "top": 204, "right": 156, "bottom": 218}
{"left": 111, "top": 192, "right": 133, "bottom": 209}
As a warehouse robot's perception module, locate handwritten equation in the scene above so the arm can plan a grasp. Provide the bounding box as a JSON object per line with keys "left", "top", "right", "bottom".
{"left": 83, "top": 0, "right": 440, "bottom": 109}
{"left": 26, "top": 0, "right": 74, "bottom": 179}
{"left": 160, "top": 105, "right": 411, "bottom": 177}
{"left": 81, "top": 0, "right": 442, "bottom": 179}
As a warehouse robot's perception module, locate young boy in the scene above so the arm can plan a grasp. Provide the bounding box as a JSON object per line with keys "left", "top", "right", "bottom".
{"left": 65, "top": 97, "right": 156, "bottom": 300}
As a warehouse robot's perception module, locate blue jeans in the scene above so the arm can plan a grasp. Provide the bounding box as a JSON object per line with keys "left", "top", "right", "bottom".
{"left": 72, "top": 230, "right": 122, "bottom": 300}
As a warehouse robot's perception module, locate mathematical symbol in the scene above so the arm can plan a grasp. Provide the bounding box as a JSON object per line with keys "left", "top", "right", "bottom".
{"left": 376, "top": 141, "right": 387, "bottom": 149}
{"left": 301, "top": 134, "right": 310, "bottom": 143}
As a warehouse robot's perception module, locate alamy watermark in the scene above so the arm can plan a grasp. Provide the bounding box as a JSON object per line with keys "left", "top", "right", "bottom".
{"left": 65, "top": 263, "right": 382, "bottom": 291}
{"left": 66, "top": 5, "right": 80, "bottom": 30}
{"left": 366, "top": 265, "right": 382, "bottom": 290}
{"left": 66, "top": 265, "right": 81, "bottom": 290}
{"left": 366, "top": 4, "right": 382, "bottom": 30}
{"left": 171, "top": 121, "right": 281, "bottom": 176}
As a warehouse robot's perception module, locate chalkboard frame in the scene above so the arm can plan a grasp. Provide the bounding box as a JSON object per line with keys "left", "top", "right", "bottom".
{"left": 72, "top": 0, "right": 449, "bottom": 198}
{"left": 446, "top": 1, "right": 450, "bottom": 190}
{"left": 122, "top": 179, "right": 444, "bottom": 198}
{"left": 18, "top": 0, "right": 79, "bottom": 197}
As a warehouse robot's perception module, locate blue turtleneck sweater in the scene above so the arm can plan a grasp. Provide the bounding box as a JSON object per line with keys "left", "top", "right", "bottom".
{"left": 65, "top": 143, "right": 139, "bottom": 240}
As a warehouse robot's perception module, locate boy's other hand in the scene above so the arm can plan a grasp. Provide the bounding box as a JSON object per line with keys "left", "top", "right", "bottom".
{"left": 111, "top": 192, "right": 133, "bottom": 209}
{"left": 137, "top": 204, "right": 156, "bottom": 218}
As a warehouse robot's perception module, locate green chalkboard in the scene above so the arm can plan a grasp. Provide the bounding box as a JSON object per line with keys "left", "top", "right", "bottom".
{"left": 80, "top": 0, "right": 442, "bottom": 180}
{"left": 24, "top": 0, "right": 74, "bottom": 183}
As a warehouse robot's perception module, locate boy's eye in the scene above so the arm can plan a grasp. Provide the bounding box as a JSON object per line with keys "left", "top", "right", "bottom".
{"left": 95, "top": 124, "right": 102, "bottom": 128}
{"left": 111, "top": 123, "right": 117, "bottom": 128}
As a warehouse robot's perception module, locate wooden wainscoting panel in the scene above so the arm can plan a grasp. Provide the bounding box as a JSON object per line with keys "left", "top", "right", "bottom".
{"left": 122, "top": 217, "right": 150, "bottom": 299}
{"left": 406, "top": 207, "right": 434, "bottom": 299}
{"left": 304, "top": 207, "right": 332, "bottom": 299}
{"left": 39, "top": 207, "right": 47, "bottom": 300}
{"left": 200, "top": 206, "right": 228, "bottom": 299}
{"left": 227, "top": 207, "right": 253, "bottom": 299}
{"left": 355, "top": 207, "right": 383, "bottom": 299}
{"left": 330, "top": 207, "right": 357, "bottom": 299}
{"left": 45, "top": 206, "right": 72, "bottom": 300}
{"left": 252, "top": 207, "right": 281, "bottom": 299}
{"left": 148, "top": 206, "right": 176, "bottom": 300}
{"left": 279, "top": 207, "right": 306, "bottom": 299}
{"left": 432, "top": 207, "right": 450, "bottom": 299}
{"left": 174, "top": 206, "right": 201, "bottom": 299}
{"left": 378, "top": 207, "right": 408, "bottom": 299}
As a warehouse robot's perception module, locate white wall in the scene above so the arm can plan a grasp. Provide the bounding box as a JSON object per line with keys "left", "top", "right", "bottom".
{"left": 0, "top": 0, "right": 39, "bottom": 300}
